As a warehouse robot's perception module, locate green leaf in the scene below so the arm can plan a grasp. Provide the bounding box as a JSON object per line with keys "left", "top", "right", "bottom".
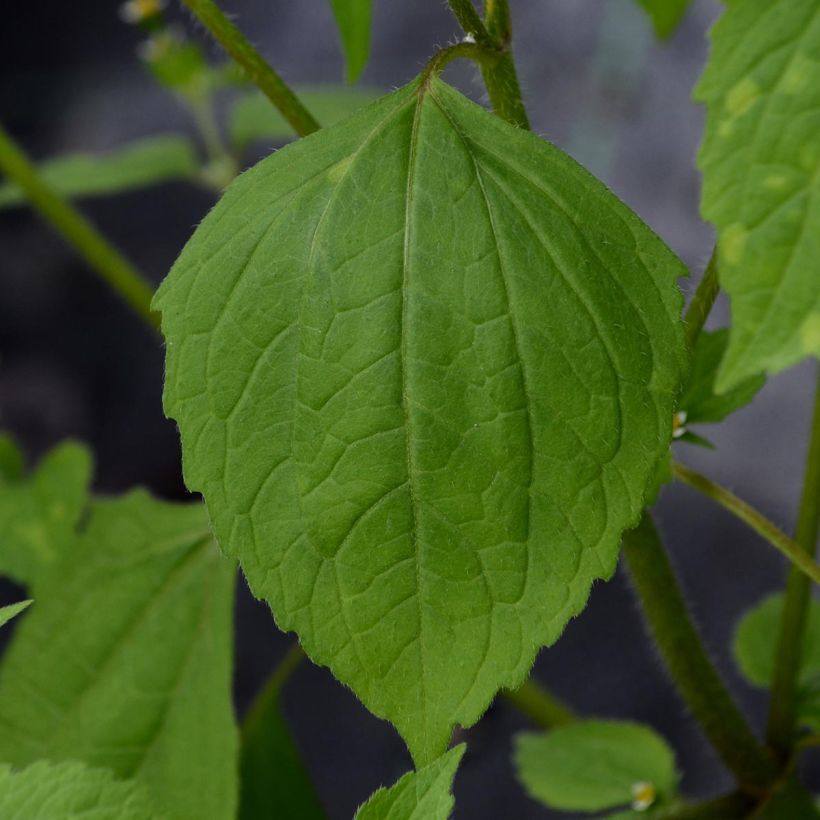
{"left": 0, "top": 490, "right": 238, "bottom": 820}
{"left": 328, "top": 0, "right": 372, "bottom": 83}
{"left": 634, "top": 0, "right": 692, "bottom": 39}
{"left": 756, "top": 780, "right": 820, "bottom": 819}
{"left": 0, "top": 600, "right": 31, "bottom": 629}
{"left": 230, "top": 87, "right": 381, "bottom": 151}
{"left": 0, "top": 434, "right": 24, "bottom": 482}
{"left": 0, "top": 440, "right": 92, "bottom": 586}
{"left": 514, "top": 721, "right": 677, "bottom": 812}
{"left": 678, "top": 329, "right": 765, "bottom": 425}
{"left": 240, "top": 662, "right": 325, "bottom": 820}
{"left": 0, "top": 135, "right": 199, "bottom": 209}
{"left": 0, "top": 760, "right": 160, "bottom": 820}
{"left": 695, "top": 0, "right": 820, "bottom": 391}
{"left": 354, "top": 745, "right": 464, "bottom": 820}
{"left": 155, "top": 78, "right": 687, "bottom": 764}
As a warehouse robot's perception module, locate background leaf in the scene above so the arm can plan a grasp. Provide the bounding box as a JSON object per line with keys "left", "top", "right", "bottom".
{"left": 229, "top": 87, "right": 380, "bottom": 151}
{"left": 0, "top": 761, "right": 160, "bottom": 820}
{"left": 354, "top": 745, "right": 464, "bottom": 820}
{"left": 0, "top": 600, "right": 31, "bottom": 629}
{"left": 0, "top": 490, "right": 238, "bottom": 820}
{"left": 634, "top": 0, "right": 692, "bottom": 39}
{"left": 156, "top": 78, "right": 687, "bottom": 765}
{"left": 514, "top": 721, "right": 677, "bottom": 812}
{"left": 0, "top": 135, "right": 199, "bottom": 209}
{"left": 695, "top": 0, "right": 820, "bottom": 390}
{"left": 0, "top": 440, "right": 91, "bottom": 586}
{"left": 678, "top": 329, "right": 765, "bottom": 425}
{"left": 328, "top": 0, "right": 373, "bottom": 83}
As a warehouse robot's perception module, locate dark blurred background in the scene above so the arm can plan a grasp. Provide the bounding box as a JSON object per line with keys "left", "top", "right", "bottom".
{"left": 1, "top": 0, "right": 818, "bottom": 817}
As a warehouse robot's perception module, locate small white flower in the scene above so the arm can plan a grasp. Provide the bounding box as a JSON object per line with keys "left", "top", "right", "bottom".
{"left": 119, "top": 0, "right": 167, "bottom": 25}
{"left": 631, "top": 781, "right": 657, "bottom": 811}
{"left": 462, "top": 32, "right": 476, "bottom": 44}
{"left": 672, "top": 409, "right": 688, "bottom": 439}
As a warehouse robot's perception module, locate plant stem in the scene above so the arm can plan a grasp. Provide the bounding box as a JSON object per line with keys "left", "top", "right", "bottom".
{"left": 480, "top": 0, "right": 530, "bottom": 128}
{"left": 658, "top": 793, "right": 752, "bottom": 820}
{"left": 684, "top": 248, "right": 719, "bottom": 350}
{"left": 445, "top": 0, "right": 493, "bottom": 46}
{"left": 623, "top": 513, "right": 776, "bottom": 789}
{"left": 180, "top": 0, "right": 320, "bottom": 138}
{"left": 767, "top": 373, "right": 820, "bottom": 757}
{"left": 0, "top": 123, "right": 159, "bottom": 331}
{"left": 421, "top": 42, "right": 501, "bottom": 85}
{"left": 501, "top": 678, "right": 575, "bottom": 730}
{"left": 242, "top": 642, "right": 305, "bottom": 734}
{"left": 673, "top": 461, "right": 820, "bottom": 587}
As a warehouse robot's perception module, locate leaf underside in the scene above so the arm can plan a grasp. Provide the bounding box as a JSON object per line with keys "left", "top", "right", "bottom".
{"left": 156, "top": 77, "right": 687, "bottom": 764}
{"left": 0, "top": 491, "right": 238, "bottom": 820}
{"left": 354, "top": 745, "right": 464, "bottom": 820}
{"left": 696, "top": 0, "right": 820, "bottom": 390}
{"left": 0, "top": 761, "right": 159, "bottom": 820}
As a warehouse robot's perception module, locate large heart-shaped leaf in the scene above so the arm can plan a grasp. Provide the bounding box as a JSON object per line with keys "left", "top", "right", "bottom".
{"left": 696, "top": 0, "right": 820, "bottom": 390}
{"left": 156, "top": 77, "right": 686, "bottom": 764}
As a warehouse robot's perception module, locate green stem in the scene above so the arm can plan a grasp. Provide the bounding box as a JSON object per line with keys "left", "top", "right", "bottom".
{"left": 180, "top": 0, "right": 320, "bottom": 138}
{"left": 766, "top": 373, "right": 820, "bottom": 757}
{"left": 684, "top": 248, "right": 719, "bottom": 350}
{"left": 421, "top": 42, "right": 501, "bottom": 85}
{"left": 483, "top": 0, "right": 512, "bottom": 42}
{"left": 242, "top": 643, "right": 305, "bottom": 734}
{"left": 658, "top": 793, "right": 752, "bottom": 820}
{"left": 445, "top": 0, "right": 493, "bottom": 46}
{"left": 623, "top": 513, "right": 776, "bottom": 789}
{"left": 500, "top": 678, "right": 575, "bottom": 730}
{"left": 673, "top": 461, "right": 820, "bottom": 587}
{"left": 0, "top": 123, "right": 159, "bottom": 331}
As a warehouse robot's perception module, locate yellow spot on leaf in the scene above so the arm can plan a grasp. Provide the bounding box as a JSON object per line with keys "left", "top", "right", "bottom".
{"left": 328, "top": 156, "right": 354, "bottom": 184}
{"left": 722, "top": 224, "right": 749, "bottom": 266}
{"left": 783, "top": 54, "right": 813, "bottom": 95}
{"left": 726, "top": 78, "right": 761, "bottom": 117}
{"left": 801, "top": 312, "right": 820, "bottom": 355}
{"left": 764, "top": 174, "right": 789, "bottom": 191}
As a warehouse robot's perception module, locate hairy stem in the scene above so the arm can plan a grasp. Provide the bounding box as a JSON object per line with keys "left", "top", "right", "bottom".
{"left": 242, "top": 643, "right": 305, "bottom": 734}
{"left": 767, "top": 373, "right": 820, "bottom": 757}
{"left": 180, "top": 0, "right": 320, "bottom": 137}
{"left": 421, "top": 42, "right": 501, "bottom": 85}
{"left": 684, "top": 248, "right": 719, "bottom": 350}
{"left": 445, "top": 0, "right": 492, "bottom": 46}
{"left": 0, "top": 124, "right": 159, "bottom": 331}
{"left": 501, "top": 678, "right": 574, "bottom": 730}
{"left": 673, "top": 462, "right": 820, "bottom": 587}
{"left": 623, "top": 513, "right": 776, "bottom": 789}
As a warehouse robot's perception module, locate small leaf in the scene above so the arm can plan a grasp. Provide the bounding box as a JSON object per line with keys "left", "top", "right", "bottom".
{"left": 0, "top": 136, "right": 199, "bottom": 208}
{"left": 156, "top": 78, "right": 687, "bottom": 764}
{"left": 0, "top": 760, "right": 160, "bottom": 820}
{"left": 230, "top": 87, "right": 380, "bottom": 150}
{"left": 0, "top": 440, "right": 92, "bottom": 586}
{"left": 634, "top": 0, "right": 692, "bottom": 39}
{"left": 514, "top": 721, "right": 677, "bottom": 812}
{"left": 354, "top": 745, "right": 464, "bottom": 820}
{"left": 240, "top": 664, "right": 325, "bottom": 820}
{"left": 0, "top": 434, "right": 24, "bottom": 482}
{"left": 0, "top": 600, "right": 31, "bottom": 629}
{"left": 678, "top": 329, "right": 765, "bottom": 425}
{"left": 695, "top": 0, "right": 820, "bottom": 390}
{"left": 0, "top": 490, "right": 238, "bottom": 820}
{"left": 328, "top": 0, "right": 373, "bottom": 83}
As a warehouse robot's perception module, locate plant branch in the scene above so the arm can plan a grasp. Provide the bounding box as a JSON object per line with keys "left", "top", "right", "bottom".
{"left": 501, "top": 678, "right": 575, "bottom": 730}
{"left": 445, "top": 0, "right": 493, "bottom": 47}
{"left": 767, "top": 372, "right": 820, "bottom": 757}
{"left": 242, "top": 642, "right": 305, "bottom": 735}
{"left": 684, "top": 248, "right": 719, "bottom": 350}
{"left": 673, "top": 461, "right": 820, "bottom": 587}
{"left": 421, "top": 42, "right": 502, "bottom": 85}
{"left": 623, "top": 513, "right": 776, "bottom": 790}
{"left": 180, "top": 0, "right": 320, "bottom": 138}
{"left": 0, "top": 123, "right": 159, "bottom": 331}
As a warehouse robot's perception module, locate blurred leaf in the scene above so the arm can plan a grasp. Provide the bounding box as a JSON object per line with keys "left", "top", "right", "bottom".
{"left": 229, "top": 86, "right": 380, "bottom": 150}
{"left": 695, "top": 0, "right": 820, "bottom": 390}
{"left": 0, "top": 135, "right": 200, "bottom": 208}
{"left": 0, "top": 599, "right": 31, "bottom": 629}
{"left": 0, "top": 439, "right": 92, "bottom": 586}
{"left": 0, "top": 760, "right": 160, "bottom": 820}
{"left": 240, "top": 654, "right": 325, "bottom": 820}
{"left": 0, "top": 433, "right": 24, "bottom": 482}
{"left": 0, "top": 489, "right": 238, "bottom": 820}
{"left": 355, "top": 745, "right": 464, "bottom": 820}
{"left": 756, "top": 780, "right": 820, "bottom": 819}
{"left": 634, "top": 0, "right": 692, "bottom": 38}
{"left": 328, "top": 0, "right": 372, "bottom": 83}
{"left": 145, "top": 36, "right": 209, "bottom": 93}
{"left": 678, "top": 329, "right": 765, "bottom": 425}
{"left": 514, "top": 721, "right": 677, "bottom": 812}
{"left": 734, "top": 593, "right": 820, "bottom": 730}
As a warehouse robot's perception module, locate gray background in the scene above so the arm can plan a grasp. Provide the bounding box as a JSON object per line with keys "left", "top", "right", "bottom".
{"left": 1, "top": 0, "right": 818, "bottom": 816}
